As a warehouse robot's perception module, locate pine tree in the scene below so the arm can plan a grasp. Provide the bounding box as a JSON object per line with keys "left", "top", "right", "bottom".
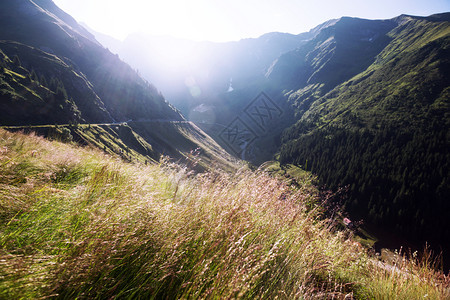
{"left": 55, "top": 83, "right": 68, "bottom": 100}
{"left": 40, "top": 74, "right": 48, "bottom": 87}
{"left": 49, "top": 77, "right": 58, "bottom": 91}
{"left": 12, "top": 55, "right": 21, "bottom": 66}
{"left": 24, "top": 73, "right": 32, "bottom": 84}
{"left": 30, "top": 69, "right": 39, "bottom": 83}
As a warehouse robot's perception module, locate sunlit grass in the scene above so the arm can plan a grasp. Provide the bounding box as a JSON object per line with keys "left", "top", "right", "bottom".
{"left": 0, "top": 129, "right": 448, "bottom": 299}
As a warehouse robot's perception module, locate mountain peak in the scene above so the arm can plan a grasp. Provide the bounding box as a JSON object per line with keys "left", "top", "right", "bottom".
{"left": 33, "top": 0, "right": 99, "bottom": 44}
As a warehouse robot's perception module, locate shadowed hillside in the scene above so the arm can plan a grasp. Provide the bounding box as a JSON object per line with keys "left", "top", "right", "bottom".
{"left": 0, "top": 0, "right": 182, "bottom": 124}
{"left": 279, "top": 14, "right": 450, "bottom": 261}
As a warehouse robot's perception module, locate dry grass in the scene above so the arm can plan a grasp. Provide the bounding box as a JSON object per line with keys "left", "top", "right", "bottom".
{"left": 0, "top": 129, "right": 448, "bottom": 299}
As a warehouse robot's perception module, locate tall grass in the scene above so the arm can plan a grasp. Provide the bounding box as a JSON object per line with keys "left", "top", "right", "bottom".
{"left": 0, "top": 129, "right": 448, "bottom": 299}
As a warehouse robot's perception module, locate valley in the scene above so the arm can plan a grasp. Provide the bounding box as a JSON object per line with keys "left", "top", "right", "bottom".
{"left": 92, "top": 13, "right": 450, "bottom": 264}
{"left": 0, "top": 0, "right": 449, "bottom": 298}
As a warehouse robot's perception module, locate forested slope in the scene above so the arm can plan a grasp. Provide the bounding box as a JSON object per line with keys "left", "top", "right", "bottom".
{"left": 279, "top": 15, "right": 450, "bottom": 252}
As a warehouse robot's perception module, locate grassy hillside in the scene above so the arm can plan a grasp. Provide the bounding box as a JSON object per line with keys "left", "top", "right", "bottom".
{"left": 129, "top": 121, "right": 239, "bottom": 172}
{"left": 2, "top": 124, "right": 158, "bottom": 163}
{"left": 279, "top": 16, "right": 450, "bottom": 258}
{"left": 1, "top": 121, "right": 238, "bottom": 172}
{"left": 1, "top": 129, "right": 449, "bottom": 299}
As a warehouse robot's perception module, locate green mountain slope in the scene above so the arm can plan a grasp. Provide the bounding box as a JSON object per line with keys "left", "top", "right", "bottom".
{"left": 279, "top": 14, "right": 450, "bottom": 254}
{"left": 129, "top": 121, "right": 239, "bottom": 171}
{"left": 0, "top": 0, "right": 182, "bottom": 123}
{"left": 0, "top": 41, "right": 110, "bottom": 124}
{"left": 3, "top": 121, "right": 239, "bottom": 172}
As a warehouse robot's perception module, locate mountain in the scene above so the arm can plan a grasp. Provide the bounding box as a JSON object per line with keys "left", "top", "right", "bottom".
{"left": 88, "top": 29, "right": 324, "bottom": 163}
{"left": 279, "top": 14, "right": 450, "bottom": 255}
{"left": 267, "top": 17, "right": 397, "bottom": 114}
{"left": 94, "top": 31, "right": 313, "bottom": 119}
{"left": 0, "top": 0, "right": 237, "bottom": 170}
{"left": 80, "top": 22, "right": 123, "bottom": 55}
{"left": 0, "top": 0, "right": 182, "bottom": 124}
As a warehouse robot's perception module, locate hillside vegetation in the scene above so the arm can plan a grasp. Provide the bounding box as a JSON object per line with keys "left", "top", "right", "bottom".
{"left": 0, "top": 41, "right": 109, "bottom": 125}
{"left": 1, "top": 130, "right": 449, "bottom": 299}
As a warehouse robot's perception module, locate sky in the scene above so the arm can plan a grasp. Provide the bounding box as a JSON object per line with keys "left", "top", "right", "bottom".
{"left": 53, "top": 0, "right": 450, "bottom": 42}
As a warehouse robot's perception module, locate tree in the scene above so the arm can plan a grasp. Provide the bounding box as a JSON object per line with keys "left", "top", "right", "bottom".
{"left": 30, "top": 69, "right": 39, "bottom": 82}
{"left": 40, "top": 74, "right": 48, "bottom": 87}
{"left": 12, "top": 55, "right": 21, "bottom": 67}
{"left": 55, "top": 83, "right": 68, "bottom": 100}
{"left": 49, "top": 77, "right": 58, "bottom": 91}
{"left": 60, "top": 127, "right": 73, "bottom": 142}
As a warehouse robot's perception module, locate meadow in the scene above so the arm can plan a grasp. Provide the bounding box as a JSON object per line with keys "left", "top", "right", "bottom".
{"left": 0, "top": 129, "right": 448, "bottom": 299}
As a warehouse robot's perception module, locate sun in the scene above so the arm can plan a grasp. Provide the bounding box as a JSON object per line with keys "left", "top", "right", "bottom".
{"left": 130, "top": 0, "right": 238, "bottom": 42}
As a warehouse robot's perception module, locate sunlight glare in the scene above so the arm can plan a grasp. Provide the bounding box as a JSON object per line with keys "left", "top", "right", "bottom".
{"left": 123, "top": 0, "right": 236, "bottom": 42}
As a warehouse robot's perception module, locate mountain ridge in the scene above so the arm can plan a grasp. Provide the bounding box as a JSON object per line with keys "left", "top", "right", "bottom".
{"left": 1, "top": 2, "right": 450, "bottom": 295}
{"left": 32, "top": 0, "right": 100, "bottom": 45}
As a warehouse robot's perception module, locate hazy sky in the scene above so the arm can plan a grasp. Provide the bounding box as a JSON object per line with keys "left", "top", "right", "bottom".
{"left": 53, "top": 0, "right": 450, "bottom": 42}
